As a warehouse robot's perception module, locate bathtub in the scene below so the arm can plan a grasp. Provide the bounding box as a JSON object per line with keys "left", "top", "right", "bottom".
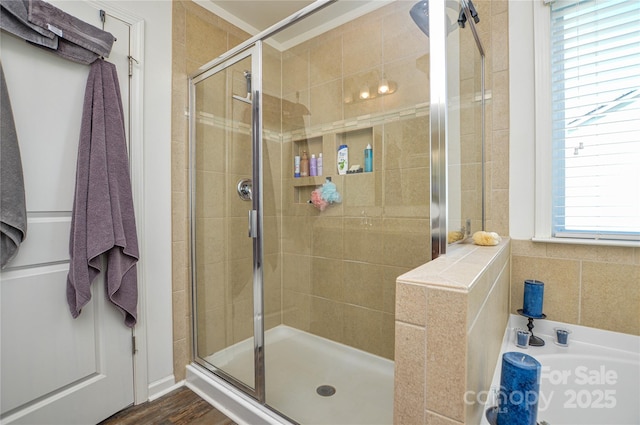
{"left": 481, "top": 315, "right": 639, "bottom": 425}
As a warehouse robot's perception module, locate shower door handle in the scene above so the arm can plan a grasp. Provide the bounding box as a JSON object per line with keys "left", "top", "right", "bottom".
{"left": 248, "top": 210, "right": 258, "bottom": 238}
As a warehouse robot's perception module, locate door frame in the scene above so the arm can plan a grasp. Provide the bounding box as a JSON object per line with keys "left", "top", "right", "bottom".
{"left": 188, "top": 42, "right": 266, "bottom": 403}
{"left": 92, "top": 0, "right": 149, "bottom": 404}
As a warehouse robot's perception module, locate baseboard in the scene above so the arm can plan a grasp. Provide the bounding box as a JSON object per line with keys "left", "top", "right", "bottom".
{"left": 147, "top": 375, "right": 181, "bottom": 401}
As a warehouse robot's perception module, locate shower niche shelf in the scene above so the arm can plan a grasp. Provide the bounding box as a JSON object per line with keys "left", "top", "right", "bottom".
{"left": 291, "top": 127, "right": 375, "bottom": 205}
{"left": 336, "top": 127, "right": 373, "bottom": 174}
{"left": 291, "top": 135, "right": 328, "bottom": 204}
{"left": 292, "top": 176, "right": 328, "bottom": 188}
{"left": 293, "top": 135, "right": 323, "bottom": 176}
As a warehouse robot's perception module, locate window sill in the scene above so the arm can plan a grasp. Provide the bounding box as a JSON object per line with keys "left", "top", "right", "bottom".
{"left": 531, "top": 237, "right": 640, "bottom": 248}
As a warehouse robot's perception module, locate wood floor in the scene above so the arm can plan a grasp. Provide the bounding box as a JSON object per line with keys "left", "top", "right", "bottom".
{"left": 99, "top": 387, "right": 235, "bottom": 425}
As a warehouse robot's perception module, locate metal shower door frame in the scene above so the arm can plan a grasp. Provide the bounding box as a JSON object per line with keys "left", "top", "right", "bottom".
{"left": 430, "top": 0, "right": 448, "bottom": 259}
{"left": 430, "top": 0, "right": 486, "bottom": 259}
{"left": 188, "top": 42, "right": 266, "bottom": 403}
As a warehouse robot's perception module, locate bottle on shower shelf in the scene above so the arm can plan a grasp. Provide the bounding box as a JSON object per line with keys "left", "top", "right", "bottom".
{"left": 337, "top": 144, "right": 348, "bottom": 175}
{"left": 317, "top": 153, "right": 323, "bottom": 176}
{"left": 364, "top": 143, "right": 373, "bottom": 172}
{"left": 300, "top": 150, "right": 309, "bottom": 177}
{"left": 294, "top": 155, "right": 300, "bottom": 178}
{"left": 310, "top": 154, "right": 317, "bottom": 176}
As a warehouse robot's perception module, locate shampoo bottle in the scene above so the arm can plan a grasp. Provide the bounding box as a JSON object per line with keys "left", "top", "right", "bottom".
{"left": 337, "top": 144, "right": 348, "bottom": 175}
{"left": 317, "top": 153, "right": 323, "bottom": 176}
{"left": 300, "top": 150, "right": 309, "bottom": 177}
{"left": 364, "top": 143, "right": 373, "bottom": 172}
{"left": 294, "top": 155, "right": 300, "bottom": 178}
{"left": 310, "top": 154, "right": 318, "bottom": 176}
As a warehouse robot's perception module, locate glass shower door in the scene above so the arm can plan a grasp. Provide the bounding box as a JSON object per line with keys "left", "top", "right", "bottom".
{"left": 190, "top": 46, "right": 264, "bottom": 398}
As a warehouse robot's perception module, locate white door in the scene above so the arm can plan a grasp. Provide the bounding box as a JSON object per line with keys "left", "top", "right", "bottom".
{"left": 1, "top": 2, "right": 136, "bottom": 424}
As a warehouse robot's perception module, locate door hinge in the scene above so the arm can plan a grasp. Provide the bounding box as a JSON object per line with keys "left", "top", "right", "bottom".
{"left": 132, "top": 335, "right": 137, "bottom": 355}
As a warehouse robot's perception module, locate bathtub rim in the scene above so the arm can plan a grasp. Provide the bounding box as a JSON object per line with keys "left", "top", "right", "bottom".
{"left": 479, "top": 314, "right": 640, "bottom": 425}
{"left": 505, "top": 315, "right": 640, "bottom": 354}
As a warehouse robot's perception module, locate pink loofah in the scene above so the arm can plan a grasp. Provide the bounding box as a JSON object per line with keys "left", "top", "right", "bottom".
{"left": 310, "top": 188, "right": 329, "bottom": 211}
{"left": 309, "top": 179, "right": 341, "bottom": 211}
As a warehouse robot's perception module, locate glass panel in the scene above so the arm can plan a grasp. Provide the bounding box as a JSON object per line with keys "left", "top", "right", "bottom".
{"left": 193, "top": 54, "right": 255, "bottom": 390}
{"left": 261, "top": 2, "right": 430, "bottom": 423}
{"left": 447, "top": 0, "right": 485, "bottom": 244}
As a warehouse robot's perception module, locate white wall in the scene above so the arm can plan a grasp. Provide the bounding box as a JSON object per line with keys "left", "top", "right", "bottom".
{"left": 113, "top": 0, "right": 175, "bottom": 397}
{"left": 508, "top": 0, "right": 536, "bottom": 239}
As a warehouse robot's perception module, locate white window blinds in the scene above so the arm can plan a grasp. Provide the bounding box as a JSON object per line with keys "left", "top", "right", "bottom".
{"left": 550, "top": 0, "right": 640, "bottom": 241}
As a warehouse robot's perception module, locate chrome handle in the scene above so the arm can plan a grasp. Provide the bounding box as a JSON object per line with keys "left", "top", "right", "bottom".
{"left": 248, "top": 210, "right": 257, "bottom": 238}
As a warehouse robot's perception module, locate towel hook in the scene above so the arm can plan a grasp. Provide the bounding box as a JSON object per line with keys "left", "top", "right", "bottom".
{"left": 99, "top": 9, "right": 117, "bottom": 42}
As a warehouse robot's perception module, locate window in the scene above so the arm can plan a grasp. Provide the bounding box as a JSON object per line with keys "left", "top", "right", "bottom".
{"left": 542, "top": 0, "right": 640, "bottom": 242}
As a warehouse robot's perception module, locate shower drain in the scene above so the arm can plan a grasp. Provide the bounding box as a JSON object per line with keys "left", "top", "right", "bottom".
{"left": 316, "top": 385, "right": 336, "bottom": 397}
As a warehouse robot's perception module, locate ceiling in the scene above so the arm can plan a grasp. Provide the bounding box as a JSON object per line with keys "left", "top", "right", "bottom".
{"left": 195, "top": 0, "right": 392, "bottom": 50}
{"left": 200, "top": 0, "right": 315, "bottom": 36}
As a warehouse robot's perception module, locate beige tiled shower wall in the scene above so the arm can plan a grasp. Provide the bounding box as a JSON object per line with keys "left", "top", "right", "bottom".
{"left": 458, "top": 8, "right": 485, "bottom": 235}
{"left": 482, "top": 0, "right": 510, "bottom": 237}
{"left": 445, "top": 0, "right": 511, "bottom": 241}
{"left": 276, "top": 1, "right": 433, "bottom": 360}
{"left": 511, "top": 240, "right": 640, "bottom": 336}
{"left": 171, "top": 0, "right": 251, "bottom": 382}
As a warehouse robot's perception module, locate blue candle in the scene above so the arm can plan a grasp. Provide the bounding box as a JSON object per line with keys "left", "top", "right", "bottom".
{"left": 556, "top": 329, "right": 569, "bottom": 345}
{"left": 497, "top": 352, "right": 541, "bottom": 425}
{"left": 523, "top": 280, "right": 544, "bottom": 317}
{"left": 516, "top": 330, "right": 530, "bottom": 348}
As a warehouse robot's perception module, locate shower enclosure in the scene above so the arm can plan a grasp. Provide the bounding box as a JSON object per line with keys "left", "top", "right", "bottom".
{"left": 188, "top": 0, "right": 485, "bottom": 423}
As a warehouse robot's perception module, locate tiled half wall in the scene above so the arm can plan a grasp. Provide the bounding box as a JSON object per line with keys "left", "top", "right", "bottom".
{"left": 394, "top": 239, "right": 511, "bottom": 424}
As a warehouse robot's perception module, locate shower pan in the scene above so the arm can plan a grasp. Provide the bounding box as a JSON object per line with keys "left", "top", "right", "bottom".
{"left": 187, "top": 0, "right": 485, "bottom": 423}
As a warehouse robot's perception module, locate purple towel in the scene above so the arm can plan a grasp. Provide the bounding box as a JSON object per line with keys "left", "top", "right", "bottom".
{"left": 27, "top": 0, "right": 114, "bottom": 58}
{"left": 67, "top": 60, "right": 139, "bottom": 327}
